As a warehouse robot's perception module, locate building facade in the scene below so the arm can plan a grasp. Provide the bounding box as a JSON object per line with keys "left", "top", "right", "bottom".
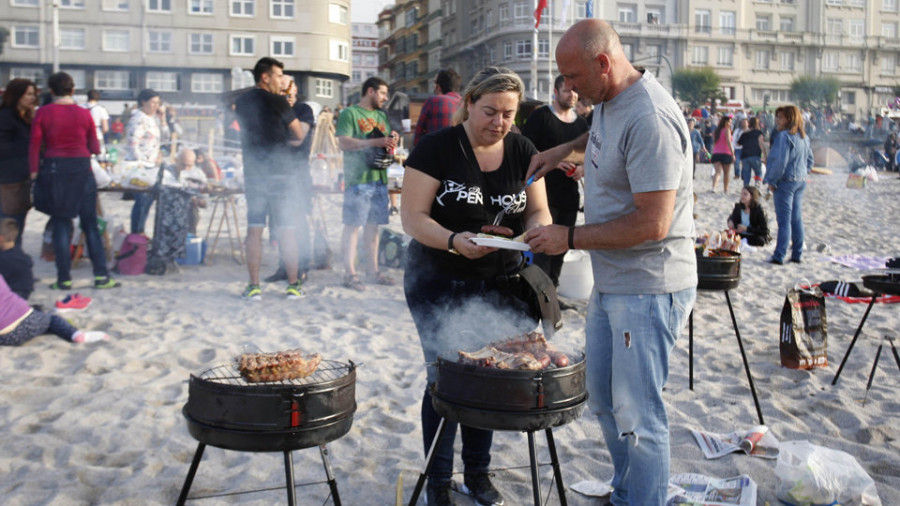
{"left": 342, "top": 22, "right": 380, "bottom": 104}
{"left": 377, "top": 0, "right": 440, "bottom": 102}
{"left": 1, "top": 0, "right": 352, "bottom": 110}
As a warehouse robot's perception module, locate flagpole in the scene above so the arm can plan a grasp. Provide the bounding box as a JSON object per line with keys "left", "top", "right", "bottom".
{"left": 532, "top": 0, "right": 539, "bottom": 101}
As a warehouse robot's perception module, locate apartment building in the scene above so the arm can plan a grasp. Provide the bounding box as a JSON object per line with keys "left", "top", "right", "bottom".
{"left": 1, "top": 0, "right": 352, "bottom": 110}
{"left": 380, "top": 0, "right": 900, "bottom": 117}
{"left": 377, "top": 0, "right": 441, "bottom": 101}
{"left": 342, "top": 22, "right": 380, "bottom": 104}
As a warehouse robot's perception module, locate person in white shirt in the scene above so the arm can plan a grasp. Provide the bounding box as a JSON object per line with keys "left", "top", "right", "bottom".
{"left": 82, "top": 90, "right": 109, "bottom": 155}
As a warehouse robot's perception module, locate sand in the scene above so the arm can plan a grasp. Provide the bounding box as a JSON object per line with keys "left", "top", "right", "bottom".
{"left": 1, "top": 165, "right": 898, "bottom": 505}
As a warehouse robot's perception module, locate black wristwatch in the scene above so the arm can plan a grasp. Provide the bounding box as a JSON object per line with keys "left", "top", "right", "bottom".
{"left": 448, "top": 232, "right": 460, "bottom": 255}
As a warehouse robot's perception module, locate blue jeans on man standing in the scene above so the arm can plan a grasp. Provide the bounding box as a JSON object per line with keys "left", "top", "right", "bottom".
{"left": 733, "top": 148, "right": 742, "bottom": 178}
{"left": 585, "top": 287, "right": 696, "bottom": 505}
{"left": 741, "top": 156, "right": 763, "bottom": 187}
{"left": 771, "top": 179, "right": 806, "bottom": 262}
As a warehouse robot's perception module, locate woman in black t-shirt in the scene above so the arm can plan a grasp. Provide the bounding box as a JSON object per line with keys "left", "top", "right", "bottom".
{"left": 737, "top": 117, "right": 766, "bottom": 187}
{"left": 400, "top": 67, "right": 551, "bottom": 505}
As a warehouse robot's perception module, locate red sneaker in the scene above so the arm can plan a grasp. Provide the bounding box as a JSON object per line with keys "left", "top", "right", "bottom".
{"left": 55, "top": 293, "right": 92, "bottom": 312}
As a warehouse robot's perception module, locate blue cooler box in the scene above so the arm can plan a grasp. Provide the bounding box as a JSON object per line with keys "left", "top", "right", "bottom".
{"left": 176, "top": 234, "right": 207, "bottom": 265}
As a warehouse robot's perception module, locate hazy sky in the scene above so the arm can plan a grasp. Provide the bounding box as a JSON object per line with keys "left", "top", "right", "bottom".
{"left": 351, "top": 0, "right": 395, "bottom": 23}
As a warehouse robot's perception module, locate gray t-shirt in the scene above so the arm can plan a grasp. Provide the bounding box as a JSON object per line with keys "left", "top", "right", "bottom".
{"left": 584, "top": 71, "right": 697, "bottom": 294}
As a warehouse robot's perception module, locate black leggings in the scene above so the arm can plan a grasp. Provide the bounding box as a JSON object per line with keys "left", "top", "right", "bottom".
{"left": 0, "top": 310, "right": 76, "bottom": 346}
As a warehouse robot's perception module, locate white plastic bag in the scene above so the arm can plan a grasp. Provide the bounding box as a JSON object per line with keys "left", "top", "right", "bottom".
{"left": 92, "top": 158, "right": 112, "bottom": 188}
{"left": 775, "top": 440, "right": 881, "bottom": 506}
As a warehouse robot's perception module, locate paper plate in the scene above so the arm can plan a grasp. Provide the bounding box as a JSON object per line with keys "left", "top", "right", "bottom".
{"left": 470, "top": 237, "right": 530, "bottom": 251}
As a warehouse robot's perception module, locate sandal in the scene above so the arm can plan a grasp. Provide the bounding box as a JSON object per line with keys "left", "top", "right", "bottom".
{"left": 367, "top": 271, "right": 395, "bottom": 286}
{"left": 343, "top": 274, "right": 365, "bottom": 292}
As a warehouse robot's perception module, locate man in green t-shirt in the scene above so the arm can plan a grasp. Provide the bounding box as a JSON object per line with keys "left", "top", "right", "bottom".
{"left": 336, "top": 77, "right": 399, "bottom": 291}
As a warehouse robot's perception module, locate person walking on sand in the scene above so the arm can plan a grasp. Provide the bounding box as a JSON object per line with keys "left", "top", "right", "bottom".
{"left": 524, "top": 19, "right": 697, "bottom": 505}
{"left": 710, "top": 115, "right": 735, "bottom": 193}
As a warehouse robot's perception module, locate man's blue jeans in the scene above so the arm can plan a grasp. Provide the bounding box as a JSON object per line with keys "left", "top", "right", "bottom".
{"left": 585, "top": 288, "right": 696, "bottom": 505}
{"left": 741, "top": 156, "right": 763, "bottom": 187}
{"left": 771, "top": 179, "right": 806, "bottom": 262}
{"left": 733, "top": 148, "right": 742, "bottom": 177}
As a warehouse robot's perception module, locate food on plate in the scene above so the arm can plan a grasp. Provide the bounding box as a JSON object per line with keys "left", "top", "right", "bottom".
{"left": 237, "top": 348, "right": 323, "bottom": 383}
{"left": 457, "top": 332, "right": 570, "bottom": 370}
{"left": 479, "top": 224, "right": 514, "bottom": 237}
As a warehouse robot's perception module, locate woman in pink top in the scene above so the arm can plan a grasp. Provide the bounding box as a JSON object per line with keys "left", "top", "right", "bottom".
{"left": 710, "top": 115, "right": 735, "bottom": 193}
{"left": 29, "top": 72, "right": 119, "bottom": 290}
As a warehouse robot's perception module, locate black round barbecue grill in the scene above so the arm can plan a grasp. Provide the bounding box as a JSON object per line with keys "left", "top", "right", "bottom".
{"left": 177, "top": 360, "right": 356, "bottom": 506}
{"left": 409, "top": 354, "right": 587, "bottom": 506}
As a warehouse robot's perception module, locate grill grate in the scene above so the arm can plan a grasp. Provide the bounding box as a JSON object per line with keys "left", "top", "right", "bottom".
{"left": 195, "top": 360, "right": 354, "bottom": 387}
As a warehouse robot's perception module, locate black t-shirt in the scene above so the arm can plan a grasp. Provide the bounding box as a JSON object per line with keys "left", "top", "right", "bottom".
{"left": 292, "top": 102, "right": 315, "bottom": 160}
{"left": 521, "top": 106, "right": 588, "bottom": 211}
{"left": 737, "top": 129, "right": 764, "bottom": 159}
{"left": 404, "top": 124, "right": 538, "bottom": 279}
{"left": 233, "top": 88, "right": 297, "bottom": 177}
{"left": 0, "top": 247, "right": 34, "bottom": 300}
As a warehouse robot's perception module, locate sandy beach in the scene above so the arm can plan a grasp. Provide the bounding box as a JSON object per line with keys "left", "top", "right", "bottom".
{"left": 1, "top": 163, "right": 898, "bottom": 505}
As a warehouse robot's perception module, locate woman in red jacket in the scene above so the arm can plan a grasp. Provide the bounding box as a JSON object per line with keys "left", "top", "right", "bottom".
{"left": 29, "top": 72, "right": 120, "bottom": 290}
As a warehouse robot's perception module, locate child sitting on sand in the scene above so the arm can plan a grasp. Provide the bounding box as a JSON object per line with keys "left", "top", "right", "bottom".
{"left": 726, "top": 186, "right": 771, "bottom": 247}
{"left": 0, "top": 274, "right": 109, "bottom": 346}
{"left": 0, "top": 218, "right": 34, "bottom": 300}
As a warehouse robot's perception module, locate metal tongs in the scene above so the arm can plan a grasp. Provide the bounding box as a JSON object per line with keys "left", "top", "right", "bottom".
{"left": 491, "top": 175, "right": 536, "bottom": 226}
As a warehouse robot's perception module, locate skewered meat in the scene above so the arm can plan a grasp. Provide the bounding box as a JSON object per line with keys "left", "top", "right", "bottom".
{"left": 457, "top": 332, "right": 571, "bottom": 370}
{"left": 480, "top": 225, "right": 514, "bottom": 237}
{"left": 238, "top": 349, "right": 323, "bottom": 383}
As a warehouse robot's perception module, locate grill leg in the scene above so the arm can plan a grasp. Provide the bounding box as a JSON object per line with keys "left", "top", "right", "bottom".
{"left": 725, "top": 291, "right": 765, "bottom": 425}
{"left": 319, "top": 444, "right": 342, "bottom": 506}
{"left": 544, "top": 428, "right": 567, "bottom": 506}
{"left": 408, "top": 417, "right": 447, "bottom": 506}
{"left": 176, "top": 443, "right": 206, "bottom": 506}
{"left": 284, "top": 451, "right": 296, "bottom": 506}
{"left": 689, "top": 310, "right": 694, "bottom": 391}
{"left": 833, "top": 294, "right": 878, "bottom": 385}
{"left": 527, "top": 431, "right": 541, "bottom": 506}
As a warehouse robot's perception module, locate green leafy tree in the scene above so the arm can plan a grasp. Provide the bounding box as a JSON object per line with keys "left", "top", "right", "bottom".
{"left": 790, "top": 77, "right": 841, "bottom": 109}
{"left": 671, "top": 67, "right": 727, "bottom": 112}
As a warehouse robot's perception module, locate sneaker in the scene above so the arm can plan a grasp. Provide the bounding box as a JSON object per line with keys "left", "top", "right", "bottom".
{"left": 264, "top": 267, "right": 288, "bottom": 283}
{"left": 55, "top": 293, "right": 92, "bottom": 312}
{"left": 425, "top": 484, "right": 457, "bottom": 506}
{"left": 71, "top": 331, "right": 110, "bottom": 343}
{"left": 285, "top": 281, "right": 305, "bottom": 299}
{"left": 390, "top": 206, "right": 399, "bottom": 216}
{"left": 241, "top": 284, "right": 262, "bottom": 300}
{"left": 49, "top": 280, "right": 73, "bottom": 290}
{"left": 461, "top": 473, "right": 504, "bottom": 506}
{"left": 93, "top": 277, "right": 121, "bottom": 289}
{"left": 766, "top": 256, "right": 783, "bottom": 265}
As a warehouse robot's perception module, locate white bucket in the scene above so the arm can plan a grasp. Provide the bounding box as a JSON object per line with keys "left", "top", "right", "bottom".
{"left": 558, "top": 249, "right": 594, "bottom": 300}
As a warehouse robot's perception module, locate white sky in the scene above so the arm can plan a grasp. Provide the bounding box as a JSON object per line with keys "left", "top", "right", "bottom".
{"left": 351, "top": 0, "right": 395, "bottom": 23}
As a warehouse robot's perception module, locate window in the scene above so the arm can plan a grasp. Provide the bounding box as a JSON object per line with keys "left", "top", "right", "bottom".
{"left": 271, "top": 0, "right": 294, "bottom": 19}
{"left": 514, "top": 1, "right": 529, "bottom": 24}
{"left": 754, "top": 50, "right": 770, "bottom": 70}
{"left": 846, "top": 53, "right": 861, "bottom": 72}
{"left": 10, "top": 68, "right": 43, "bottom": 86}
{"left": 102, "top": 0, "right": 129, "bottom": 10}
{"left": 147, "top": 0, "right": 171, "bottom": 12}
{"left": 822, "top": 52, "right": 839, "bottom": 71}
{"left": 499, "top": 3, "right": 509, "bottom": 22}
{"left": 720, "top": 11, "right": 735, "bottom": 35}
{"left": 12, "top": 26, "right": 39, "bottom": 48}
{"left": 60, "top": 28, "right": 85, "bottom": 50}
{"left": 516, "top": 40, "right": 532, "bottom": 58}
{"left": 230, "top": 35, "right": 255, "bottom": 56}
{"left": 352, "top": 70, "right": 361, "bottom": 82}
{"left": 717, "top": 46, "right": 733, "bottom": 66}
{"left": 315, "top": 78, "right": 333, "bottom": 98}
{"left": 102, "top": 30, "right": 130, "bottom": 52}
{"left": 486, "top": 9, "right": 493, "bottom": 28}
{"left": 647, "top": 7, "right": 663, "bottom": 24}
{"left": 364, "top": 55, "right": 376, "bottom": 65}
{"left": 622, "top": 43, "right": 633, "bottom": 60}
{"left": 882, "top": 53, "right": 896, "bottom": 74}
{"left": 65, "top": 69, "right": 86, "bottom": 89}
{"left": 647, "top": 44, "right": 660, "bottom": 58}
{"left": 849, "top": 20, "right": 864, "bottom": 42}
{"left": 538, "top": 38, "right": 549, "bottom": 57}
{"left": 884, "top": 22, "right": 898, "bottom": 38}
{"left": 190, "top": 33, "right": 214, "bottom": 54}
{"left": 827, "top": 18, "right": 842, "bottom": 38}
{"left": 845, "top": 91, "right": 856, "bottom": 105}
{"left": 691, "top": 46, "right": 708, "bottom": 65}
{"left": 779, "top": 52, "right": 795, "bottom": 71}
{"left": 756, "top": 15, "right": 771, "bottom": 31}
{"left": 231, "top": 0, "right": 254, "bottom": 16}
{"left": 886, "top": 0, "right": 898, "bottom": 12}
{"left": 329, "top": 40, "right": 349, "bottom": 61}
{"left": 329, "top": 4, "right": 348, "bottom": 24}
{"left": 148, "top": 30, "right": 172, "bottom": 53}
{"left": 503, "top": 40, "right": 512, "bottom": 60}
{"left": 11, "top": 0, "right": 39, "bottom": 6}
{"left": 189, "top": 0, "right": 213, "bottom": 14}
{"left": 576, "top": 0, "right": 588, "bottom": 18}
{"left": 146, "top": 71, "right": 178, "bottom": 91}
{"left": 60, "top": 0, "right": 85, "bottom": 8}
{"left": 271, "top": 36, "right": 295, "bottom": 57}
{"left": 617, "top": 5, "right": 636, "bottom": 23}
{"left": 191, "top": 73, "right": 223, "bottom": 93}
{"left": 781, "top": 17, "right": 795, "bottom": 32}
{"left": 405, "top": 7, "right": 417, "bottom": 27}
{"left": 352, "top": 54, "right": 361, "bottom": 65}
{"left": 95, "top": 70, "right": 130, "bottom": 90}
{"left": 695, "top": 10, "right": 711, "bottom": 34}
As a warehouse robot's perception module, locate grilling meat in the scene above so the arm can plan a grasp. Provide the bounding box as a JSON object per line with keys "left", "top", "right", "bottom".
{"left": 457, "top": 332, "right": 570, "bottom": 370}
{"left": 238, "top": 349, "right": 323, "bottom": 383}
{"left": 480, "top": 225, "right": 514, "bottom": 237}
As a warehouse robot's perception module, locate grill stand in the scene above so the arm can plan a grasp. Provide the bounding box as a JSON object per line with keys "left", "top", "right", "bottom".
{"left": 689, "top": 290, "right": 765, "bottom": 425}
{"left": 407, "top": 420, "right": 568, "bottom": 506}
{"left": 175, "top": 443, "right": 341, "bottom": 506}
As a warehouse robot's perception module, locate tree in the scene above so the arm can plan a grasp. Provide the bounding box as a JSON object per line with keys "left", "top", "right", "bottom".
{"left": 790, "top": 77, "right": 841, "bottom": 109}
{"left": 671, "top": 67, "right": 727, "bottom": 112}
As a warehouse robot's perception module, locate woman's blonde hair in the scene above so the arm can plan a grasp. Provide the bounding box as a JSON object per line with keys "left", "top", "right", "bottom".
{"left": 452, "top": 66, "right": 525, "bottom": 125}
{"left": 775, "top": 105, "right": 806, "bottom": 138}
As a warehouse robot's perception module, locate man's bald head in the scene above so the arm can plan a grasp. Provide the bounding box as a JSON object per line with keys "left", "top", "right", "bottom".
{"left": 176, "top": 147, "right": 196, "bottom": 168}
{"left": 558, "top": 19, "right": 622, "bottom": 64}
{"left": 556, "top": 19, "right": 638, "bottom": 104}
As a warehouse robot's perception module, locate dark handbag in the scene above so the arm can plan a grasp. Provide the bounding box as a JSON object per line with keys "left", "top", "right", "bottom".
{"left": 0, "top": 180, "right": 32, "bottom": 215}
{"left": 780, "top": 284, "right": 828, "bottom": 369}
{"left": 509, "top": 264, "right": 563, "bottom": 337}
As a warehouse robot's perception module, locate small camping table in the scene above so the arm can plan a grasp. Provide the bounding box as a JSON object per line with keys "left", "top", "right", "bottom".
{"left": 203, "top": 190, "right": 244, "bottom": 265}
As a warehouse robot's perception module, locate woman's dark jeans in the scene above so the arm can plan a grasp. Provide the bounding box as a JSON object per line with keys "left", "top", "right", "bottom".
{"left": 130, "top": 192, "right": 154, "bottom": 234}
{"left": 52, "top": 177, "right": 109, "bottom": 284}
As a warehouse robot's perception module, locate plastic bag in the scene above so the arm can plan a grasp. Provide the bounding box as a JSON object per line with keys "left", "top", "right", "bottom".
{"left": 775, "top": 440, "right": 881, "bottom": 506}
